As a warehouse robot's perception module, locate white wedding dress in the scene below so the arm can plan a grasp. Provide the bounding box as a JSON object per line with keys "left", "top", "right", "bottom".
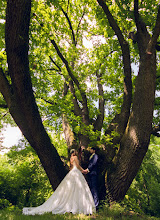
{"left": 22, "top": 163, "right": 96, "bottom": 215}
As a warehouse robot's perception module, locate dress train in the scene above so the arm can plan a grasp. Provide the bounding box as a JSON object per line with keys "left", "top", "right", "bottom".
{"left": 22, "top": 165, "right": 96, "bottom": 215}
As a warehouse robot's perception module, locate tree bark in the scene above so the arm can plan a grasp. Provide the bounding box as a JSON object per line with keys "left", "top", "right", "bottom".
{"left": 97, "top": 0, "right": 159, "bottom": 202}
{"left": 108, "top": 17, "right": 156, "bottom": 205}
{"left": 97, "top": 0, "right": 132, "bottom": 138}
{"left": 107, "top": 51, "right": 156, "bottom": 201}
{"left": 1, "top": 0, "right": 67, "bottom": 190}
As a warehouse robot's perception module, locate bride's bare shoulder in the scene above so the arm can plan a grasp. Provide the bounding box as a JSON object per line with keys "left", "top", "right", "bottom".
{"left": 73, "top": 155, "right": 78, "bottom": 160}
{"left": 70, "top": 155, "right": 77, "bottom": 161}
{"left": 70, "top": 155, "right": 78, "bottom": 163}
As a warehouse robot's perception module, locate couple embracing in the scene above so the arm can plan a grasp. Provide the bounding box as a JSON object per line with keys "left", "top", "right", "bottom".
{"left": 23, "top": 147, "right": 99, "bottom": 215}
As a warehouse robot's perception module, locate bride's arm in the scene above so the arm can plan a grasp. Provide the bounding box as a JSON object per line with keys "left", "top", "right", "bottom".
{"left": 74, "top": 156, "right": 84, "bottom": 172}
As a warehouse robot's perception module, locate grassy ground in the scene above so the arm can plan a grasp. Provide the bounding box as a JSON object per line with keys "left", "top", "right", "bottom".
{"left": 0, "top": 205, "right": 159, "bottom": 220}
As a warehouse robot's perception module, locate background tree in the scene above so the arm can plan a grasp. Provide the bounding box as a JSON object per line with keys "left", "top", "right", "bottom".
{"left": 0, "top": 0, "right": 160, "bottom": 203}
{"left": 0, "top": 144, "right": 53, "bottom": 209}
{"left": 122, "top": 137, "right": 160, "bottom": 217}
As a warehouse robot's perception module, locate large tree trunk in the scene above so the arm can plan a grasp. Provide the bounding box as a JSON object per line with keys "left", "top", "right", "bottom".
{"left": 0, "top": 0, "right": 67, "bottom": 189}
{"left": 97, "top": 0, "right": 159, "bottom": 202}
{"left": 107, "top": 50, "right": 156, "bottom": 202}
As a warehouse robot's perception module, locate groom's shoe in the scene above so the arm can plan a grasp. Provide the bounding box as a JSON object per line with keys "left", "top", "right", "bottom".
{"left": 96, "top": 206, "right": 99, "bottom": 212}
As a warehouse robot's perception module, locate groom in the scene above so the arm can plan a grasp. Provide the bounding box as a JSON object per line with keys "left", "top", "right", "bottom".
{"left": 83, "top": 147, "right": 99, "bottom": 210}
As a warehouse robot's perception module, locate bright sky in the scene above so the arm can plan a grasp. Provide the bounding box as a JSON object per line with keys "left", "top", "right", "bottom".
{"left": 1, "top": 125, "right": 22, "bottom": 154}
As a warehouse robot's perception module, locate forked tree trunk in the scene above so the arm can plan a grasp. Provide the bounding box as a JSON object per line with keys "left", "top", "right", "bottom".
{"left": 96, "top": 0, "right": 159, "bottom": 204}
{"left": 106, "top": 51, "right": 156, "bottom": 202}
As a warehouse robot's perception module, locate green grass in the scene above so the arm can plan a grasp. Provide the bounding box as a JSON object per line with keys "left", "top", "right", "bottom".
{"left": 0, "top": 205, "right": 159, "bottom": 220}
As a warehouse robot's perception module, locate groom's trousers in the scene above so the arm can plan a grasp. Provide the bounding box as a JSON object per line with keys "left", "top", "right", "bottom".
{"left": 88, "top": 174, "right": 99, "bottom": 208}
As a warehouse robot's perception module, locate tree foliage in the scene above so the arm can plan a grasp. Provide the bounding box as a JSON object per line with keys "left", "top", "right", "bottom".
{"left": 0, "top": 144, "right": 52, "bottom": 209}
{"left": 0, "top": 0, "right": 160, "bottom": 203}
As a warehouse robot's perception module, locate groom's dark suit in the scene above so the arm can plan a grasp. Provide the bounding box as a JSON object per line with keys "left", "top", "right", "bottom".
{"left": 87, "top": 153, "right": 99, "bottom": 208}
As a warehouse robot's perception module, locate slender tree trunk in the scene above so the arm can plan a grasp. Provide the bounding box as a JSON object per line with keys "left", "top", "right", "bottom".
{"left": 62, "top": 114, "right": 76, "bottom": 148}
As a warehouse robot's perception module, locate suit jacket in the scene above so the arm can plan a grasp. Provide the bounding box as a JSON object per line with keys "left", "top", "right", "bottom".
{"left": 88, "top": 153, "right": 98, "bottom": 176}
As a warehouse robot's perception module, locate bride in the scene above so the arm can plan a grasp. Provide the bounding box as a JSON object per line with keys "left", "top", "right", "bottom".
{"left": 22, "top": 149, "right": 96, "bottom": 215}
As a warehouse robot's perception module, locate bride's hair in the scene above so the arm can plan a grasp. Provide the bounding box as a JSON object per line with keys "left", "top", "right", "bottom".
{"left": 70, "top": 149, "right": 76, "bottom": 155}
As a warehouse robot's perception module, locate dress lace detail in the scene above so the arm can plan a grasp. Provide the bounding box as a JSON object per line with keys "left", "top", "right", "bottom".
{"left": 22, "top": 165, "right": 96, "bottom": 215}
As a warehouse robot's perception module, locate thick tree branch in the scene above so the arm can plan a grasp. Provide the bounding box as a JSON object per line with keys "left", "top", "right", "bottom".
{"left": 49, "top": 56, "right": 61, "bottom": 72}
{"left": 97, "top": 0, "right": 132, "bottom": 134}
{"left": 62, "top": 80, "right": 77, "bottom": 148}
{"left": 34, "top": 11, "right": 90, "bottom": 124}
{"left": 134, "top": 0, "right": 140, "bottom": 29}
{"left": 40, "top": 97, "right": 57, "bottom": 106}
{"left": 76, "top": 9, "right": 86, "bottom": 44}
{"left": 66, "top": 0, "right": 70, "bottom": 12}
{"left": 152, "top": 6, "right": 160, "bottom": 42}
{"left": 62, "top": 114, "right": 75, "bottom": 147}
{"left": 69, "top": 80, "right": 82, "bottom": 116}
{"left": 97, "top": 0, "right": 126, "bottom": 49}
{"left": 50, "top": 40, "right": 79, "bottom": 86}
{"left": 62, "top": 81, "right": 69, "bottom": 97}
{"left": 0, "top": 68, "right": 12, "bottom": 108}
{"left": 134, "top": 0, "right": 148, "bottom": 35}
{"left": 51, "top": 39, "right": 90, "bottom": 124}
{"left": 34, "top": 10, "right": 89, "bottom": 123}
{"left": 148, "top": 5, "right": 160, "bottom": 52}
{"left": 134, "top": 0, "right": 148, "bottom": 37}
{"left": 60, "top": 6, "right": 76, "bottom": 45}
{"left": 134, "top": 0, "right": 150, "bottom": 54}
{"left": 93, "top": 71, "right": 105, "bottom": 131}
{"left": 60, "top": 9, "right": 89, "bottom": 121}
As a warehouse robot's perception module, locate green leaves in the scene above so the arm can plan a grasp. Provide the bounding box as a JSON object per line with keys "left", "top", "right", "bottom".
{"left": 123, "top": 139, "right": 160, "bottom": 217}
{"left": 0, "top": 145, "right": 53, "bottom": 208}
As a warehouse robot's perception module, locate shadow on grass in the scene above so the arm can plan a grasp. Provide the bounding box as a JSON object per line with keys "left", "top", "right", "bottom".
{"left": 0, "top": 209, "right": 97, "bottom": 220}
{"left": 0, "top": 205, "right": 159, "bottom": 220}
